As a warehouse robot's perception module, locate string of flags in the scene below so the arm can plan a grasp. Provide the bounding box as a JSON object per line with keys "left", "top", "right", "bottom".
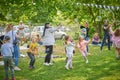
{"left": 76, "top": 3, "right": 120, "bottom": 11}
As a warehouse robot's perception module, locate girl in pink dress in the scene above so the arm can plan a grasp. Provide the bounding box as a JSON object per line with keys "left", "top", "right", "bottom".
{"left": 110, "top": 26, "right": 120, "bottom": 60}
{"left": 77, "top": 36, "right": 91, "bottom": 63}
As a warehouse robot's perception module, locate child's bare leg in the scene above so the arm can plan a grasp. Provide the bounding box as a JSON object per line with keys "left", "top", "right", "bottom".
{"left": 115, "top": 48, "right": 120, "bottom": 60}
{"left": 118, "top": 48, "right": 120, "bottom": 57}
{"left": 83, "top": 56, "right": 88, "bottom": 63}
{"left": 83, "top": 51, "right": 88, "bottom": 63}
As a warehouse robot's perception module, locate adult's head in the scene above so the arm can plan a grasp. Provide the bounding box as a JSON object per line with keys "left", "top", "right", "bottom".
{"left": 42, "top": 23, "right": 50, "bottom": 37}
{"left": 45, "top": 23, "right": 50, "bottom": 28}
{"left": 19, "top": 20, "right": 23, "bottom": 25}
{"left": 5, "top": 23, "right": 14, "bottom": 33}
{"left": 84, "top": 21, "right": 88, "bottom": 28}
{"left": 104, "top": 20, "right": 108, "bottom": 25}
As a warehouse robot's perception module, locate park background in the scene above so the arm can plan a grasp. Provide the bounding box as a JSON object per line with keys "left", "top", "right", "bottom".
{"left": 0, "top": 0, "right": 120, "bottom": 80}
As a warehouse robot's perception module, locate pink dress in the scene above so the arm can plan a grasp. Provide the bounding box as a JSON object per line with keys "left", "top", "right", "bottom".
{"left": 110, "top": 27, "right": 120, "bottom": 48}
{"left": 77, "top": 40, "right": 88, "bottom": 56}
{"left": 111, "top": 35, "right": 120, "bottom": 48}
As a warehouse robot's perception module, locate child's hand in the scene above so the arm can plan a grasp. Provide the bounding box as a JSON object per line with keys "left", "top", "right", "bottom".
{"left": 88, "top": 39, "right": 91, "bottom": 43}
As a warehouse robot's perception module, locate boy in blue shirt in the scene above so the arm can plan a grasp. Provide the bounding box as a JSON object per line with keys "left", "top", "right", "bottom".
{"left": 1, "top": 36, "right": 16, "bottom": 80}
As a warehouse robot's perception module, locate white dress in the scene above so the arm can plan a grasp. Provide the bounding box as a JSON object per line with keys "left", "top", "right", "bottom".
{"left": 65, "top": 42, "right": 75, "bottom": 57}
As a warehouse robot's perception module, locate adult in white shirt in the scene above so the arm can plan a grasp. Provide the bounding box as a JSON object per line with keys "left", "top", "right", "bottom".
{"left": 42, "top": 23, "right": 59, "bottom": 66}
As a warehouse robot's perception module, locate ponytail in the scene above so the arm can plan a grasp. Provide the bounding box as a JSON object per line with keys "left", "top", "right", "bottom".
{"left": 42, "top": 23, "right": 49, "bottom": 37}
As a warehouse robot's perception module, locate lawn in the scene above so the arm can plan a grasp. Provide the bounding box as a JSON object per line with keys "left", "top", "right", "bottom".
{"left": 0, "top": 40, "right": 120, "bottom": 80}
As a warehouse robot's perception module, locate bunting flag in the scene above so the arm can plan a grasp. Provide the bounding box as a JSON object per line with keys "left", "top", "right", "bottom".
{"left": 76, "top": 3, "right": 120, "bottom": 11}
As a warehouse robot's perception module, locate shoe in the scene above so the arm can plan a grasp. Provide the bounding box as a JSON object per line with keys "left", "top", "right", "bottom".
{"left": 29, "top": 66, "right": 35, "bottom": 69}
{"left": 49, "top": 63, "right": 53, "bottom": 65}
{"left": 65, "top": 66, "right": 69, "bottom": 70}
{"left": 116, "top": 57, "right": 120, "bottom": 60}
{"left": 43, "top": 63, "right": 49, "bottom": 66}
{"left": 69, "top": 66, "right": 73, "bottom": 69}
{"left": 14, "top": 66, "right": 21, "bottom": 71}
{"left": 12, "top": 77, "right": 16, "bottom": 80}
{"left": 86, "top": 60, "right": 88, "bottom": 64}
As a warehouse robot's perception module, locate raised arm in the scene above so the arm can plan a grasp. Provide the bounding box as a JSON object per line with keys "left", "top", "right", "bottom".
{"left": 67, "top": 41, "right": 75, "bottom": 46}
{"left": 109, "top": 25, "right": 114, "bottom": 35}
{"left": 109, "top": 18, "right": 115, "bottom": 34}
{"left": 86, "top": 39, "right": 91, "bottom": 44}
{"left": 49, "top": 27, "right": 61, "bottom": 33}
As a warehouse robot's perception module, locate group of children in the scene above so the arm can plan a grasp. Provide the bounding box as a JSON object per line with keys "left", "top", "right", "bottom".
{"left": 64, "top": 21, "right": 120, "bottom": 70}
{"left": 1, "top": 22, "right": 120, "bottom": 80}
{"left": 1, "top": 33, "right": 40, "bottom": 80}
{"left": 64, "top": 35, "right": 90, "bottom": 70}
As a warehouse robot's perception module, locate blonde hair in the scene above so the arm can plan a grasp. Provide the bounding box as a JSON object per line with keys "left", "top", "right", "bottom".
{"left": 78, "top": 36, "right": 84, "bottom": 42}
{"left": 5, "top": 23, "right": 13, "bottom": 33}
{"left": 94, "top": 33, "right": 99, "bottom": 37}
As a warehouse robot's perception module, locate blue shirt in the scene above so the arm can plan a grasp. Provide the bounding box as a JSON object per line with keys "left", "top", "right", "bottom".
{"left": 5, "top": 30, "right": 16, "bottom": 44}
{"left": 1, "top": 42, "right": 14, "bottom": 57}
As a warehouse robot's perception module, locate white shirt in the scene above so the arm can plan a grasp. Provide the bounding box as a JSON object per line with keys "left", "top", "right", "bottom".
{"left": 42, "top": 27, "right": 56, "bottom": 46}
{"left": 65, "top": 42, "right": 75, "bottom": 57}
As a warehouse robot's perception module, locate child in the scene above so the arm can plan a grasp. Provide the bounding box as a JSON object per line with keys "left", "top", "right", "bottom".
{"left": 64, "top": 35, "right": 75, "bottom": 70}
{"left": 110, "top": 26, "right": 120, "bottom": 60}
{"left": 77, "top": 36, "right": 91, "bottom": 63}
{"left": 81, "top": 28, "right": 86, "bottom": 39}
{"left": 64, "top": 36, "right": 75, "bottom": 63}
{"left": 36, "top": 34, "right": 43, "bottom": 45}
{"left": 1, "top": 36, "right": 16, "bottom": 80}
{"left": 27, "top": 38, "right": 38, "bottom": 69}
{"left": 92, "top": 33, "right": 101, "bottom": 45}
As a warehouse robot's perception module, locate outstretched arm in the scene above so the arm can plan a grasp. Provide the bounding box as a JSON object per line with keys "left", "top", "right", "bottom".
{"left": 87, "top": 39, "right": 91, "bottom": 43}
{"left": 109, "top": 25, "right": 114, "bottom": 35}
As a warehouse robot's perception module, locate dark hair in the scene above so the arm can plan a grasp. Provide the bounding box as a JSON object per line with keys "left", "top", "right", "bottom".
{"left": 5, "top": 36, "right": 10, "bottom": 41}
{"left": 42, "top": 23, "right": 50, "bottom": 37}
{"left": 114, "top": 28, "right": 120, "bottom": 37}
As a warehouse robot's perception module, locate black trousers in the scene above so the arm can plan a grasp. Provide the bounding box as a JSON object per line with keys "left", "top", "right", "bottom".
{"left": 100, "top": 34, "right": 111, "bottom": 50}
{"left": 44, "top": 45, "right": 53, "bottom": 63}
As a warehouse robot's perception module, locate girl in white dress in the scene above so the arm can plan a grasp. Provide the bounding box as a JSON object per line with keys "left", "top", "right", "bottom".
{"left": 64, "top": 35, "right": 75, "bottom": 70}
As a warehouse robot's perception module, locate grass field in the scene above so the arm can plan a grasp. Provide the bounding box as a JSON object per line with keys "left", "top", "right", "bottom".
{"left": 0, "top": 40, "right": 120, "bottom": 80}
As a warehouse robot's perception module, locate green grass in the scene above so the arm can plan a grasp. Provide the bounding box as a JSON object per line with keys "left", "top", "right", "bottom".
{"left": 0, "top": 40, "right": 120, "bottom": 80}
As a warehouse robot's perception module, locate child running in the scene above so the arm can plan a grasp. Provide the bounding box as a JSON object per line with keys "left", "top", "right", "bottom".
{"left": 1, "top": 36, "right": 16, "bottom": 80}
{"left": 27, "top": 38, "right": 38, "bottom": 69}
{"left": 110, "top": 25, "right": 120, "bottom": 60}
{"left": 77, "top": 36, "right": 91, "bottom": 63}
{"left": 64, "top": 35, "right": 75, "bottom": 70}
